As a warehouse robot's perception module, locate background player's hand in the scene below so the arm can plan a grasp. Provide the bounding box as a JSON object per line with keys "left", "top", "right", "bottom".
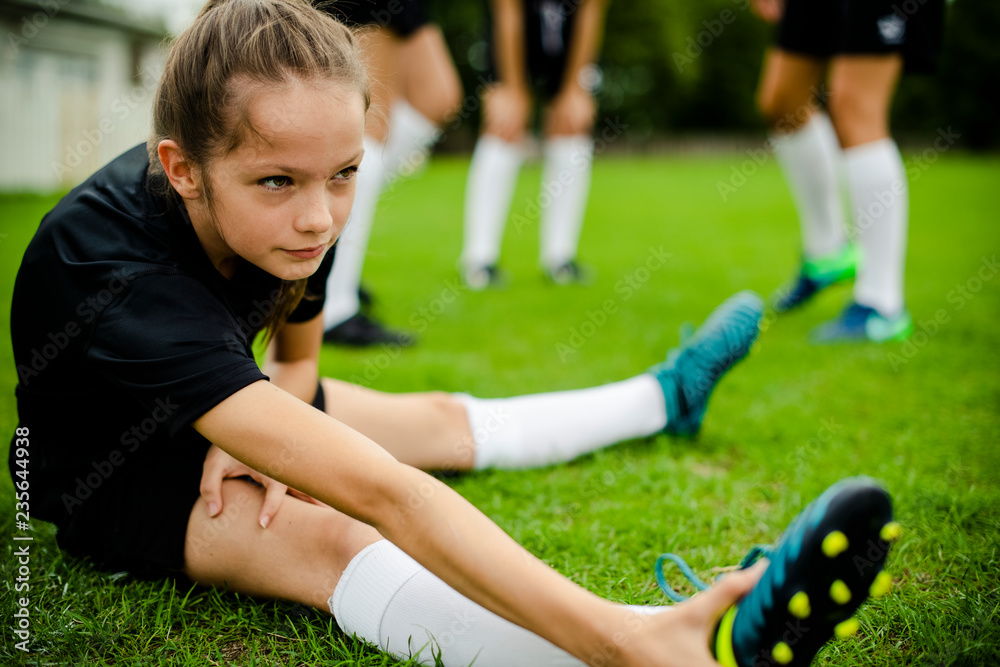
{"left": 751, "top": 0, "right": 784, "bottom": 23}
{"left": 617, "top": 562, "right": 766, "bottom": 667}
{"left": 545, "top": 83, "right": 596, "bottom": 137}
{"left": 483, "top": 83, "right": 532, "bottom": 143}
{"left": 199, "top": 444, "right": 322, "bottom": 528}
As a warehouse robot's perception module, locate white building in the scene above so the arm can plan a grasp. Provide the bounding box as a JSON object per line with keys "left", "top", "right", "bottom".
{"left": 0, "top": 0, "right": 168, "bottom": 192}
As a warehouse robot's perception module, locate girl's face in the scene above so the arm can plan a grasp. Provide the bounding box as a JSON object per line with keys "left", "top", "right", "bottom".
{"left": 193, "top": 78, "right": 366, "bottom": 281}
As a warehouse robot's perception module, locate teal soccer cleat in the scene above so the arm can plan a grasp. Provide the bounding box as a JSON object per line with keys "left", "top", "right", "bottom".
{"left": 656, "top": 477, "right": 900, "bottom": 667}
{"left": 649, "top": 291, "right": 764, "bottom": 436}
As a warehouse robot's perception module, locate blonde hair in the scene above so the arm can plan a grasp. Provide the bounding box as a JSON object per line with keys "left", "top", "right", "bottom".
{"left": 148, "top": 0, "right": 369, "bottom": 341}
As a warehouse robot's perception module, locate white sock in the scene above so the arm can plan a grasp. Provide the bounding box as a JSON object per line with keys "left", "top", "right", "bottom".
{"left": 461, "top": 135, "right": 525, "bottom": 271}
{"left": 457, "top": 375, "right": 667, "bottom": 470}
{"left": 381, "top": 100, "right": 441, "bottom": 182}
{"left": 844, "top": 138, "right": 908, "bottom": 316}
{"left": 324, "top": 135, "right": 386, "bottom": 329}
{"left": 773, "top": 112, "right": 848, "bottom": 259}
{"left": 330, "top": 540, "right": 587, "bottom": 666}
{"left": 540, "top": 135, "right": 593, "bottom": 270}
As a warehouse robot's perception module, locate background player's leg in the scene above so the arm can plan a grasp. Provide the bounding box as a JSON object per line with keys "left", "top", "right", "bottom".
{"left": 323, "top": 28, "right": 407, "bottom": 344}
{"left": 184, "top": 479, "right": 642, "bottom": 666}
{"left": 379, "top": 25, "right": 462, "bottom": 180}
{"left": 827, "top": 55, "right": 908, "bottom": 321}
{"left": 757, "top": 49, "right": 856, "bottom": 310}
{"left": 460, "top": 133, "right": 525, "bottom": 287}
{"left": 538, "top": 134, "right": 593, "bottom": 281}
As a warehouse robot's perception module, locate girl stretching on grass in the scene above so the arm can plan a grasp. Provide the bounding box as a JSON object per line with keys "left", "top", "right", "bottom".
{"left": 9, "top": 1, "right": 898, "bottom": 665}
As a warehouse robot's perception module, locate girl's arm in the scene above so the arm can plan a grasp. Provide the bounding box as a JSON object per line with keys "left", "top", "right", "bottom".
{"left": 485, "top": 0, "right": 532, "bottom": 142}
{"left": 192, "top": 380, "right": 759, "bottom": 665}
{"left": 199, "top": 314, "right": 326, "bottom": 526}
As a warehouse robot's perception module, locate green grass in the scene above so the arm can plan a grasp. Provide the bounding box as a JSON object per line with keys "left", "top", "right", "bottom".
{"left": 2, "top": 151, "right": 999, "bottom": 665}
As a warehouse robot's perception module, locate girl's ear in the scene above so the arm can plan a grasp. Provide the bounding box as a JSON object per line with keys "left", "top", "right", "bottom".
{"left": 157, "top": 140, "right": 203, "bottom": 200}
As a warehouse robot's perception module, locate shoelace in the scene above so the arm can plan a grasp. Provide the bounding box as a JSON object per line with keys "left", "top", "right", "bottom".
{"left": 655, "top": 545, "right": 774, "bottom": 603}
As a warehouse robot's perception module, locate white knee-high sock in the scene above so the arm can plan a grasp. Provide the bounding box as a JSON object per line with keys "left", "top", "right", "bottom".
{"left": 457, "top": 375, "right": 667, "bottom": 470}
{"left": 773, "top": 112, "right": 848, "bottom": 259}
{"left": 540, "top": 135, "right": 593, "bottom": 270}
{"left": 330, "top": 540, "right": 668, "bottom": 666}
{"left": 324, "top": 135, "right": 387, "bottom": 329}
{"left": 844, "top": 138, "right": 908, "bottom": 316}
{"left": 381, "top": 99, "right": 441, "bottom": 182}
{"left": 461, "top": 135, "right": 525, "bottom": 271}
{"left": 330, "top": 540, "right": 585, "bottom": 666}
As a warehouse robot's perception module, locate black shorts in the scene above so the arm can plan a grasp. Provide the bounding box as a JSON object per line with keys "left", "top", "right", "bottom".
{"left": 776, "top": 0, "right": 945, "bottom": 74}
{"left": 322, "top": 0, "right": 430, "bottom": 38}
{"left": 486, "top": 0, "right": 580, "bottom": 99}
{"left": 52, "top": 382, "right": 327, "bottom": 580}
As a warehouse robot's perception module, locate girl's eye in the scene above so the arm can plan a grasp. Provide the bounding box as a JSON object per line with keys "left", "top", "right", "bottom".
{"left": 259, "top": 175, "right": 291, "bottom": 190}
{"left": 333, "top": 166, "right": 358, "bottom": 181}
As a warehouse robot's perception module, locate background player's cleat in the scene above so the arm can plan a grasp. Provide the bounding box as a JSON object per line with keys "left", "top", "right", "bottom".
{"left": 772, "top": 244, "right": 859, "bottom": 313}
{"left": 654, "top": 477, "right": 899, "bottom": 667}
{"left": 544, "top": 260, "right": 593, "bottom": 285}
{"left": 811, "top": 302, "right": 913, "bottom": 343}
{"left": 322, "top": 312, "right": 415, "bottom": 347}
{"left": 462, "top": 263, "right": 504, "bottom": 291}
{"left": 648, "top": 291, "right": 763, "bottom": 436}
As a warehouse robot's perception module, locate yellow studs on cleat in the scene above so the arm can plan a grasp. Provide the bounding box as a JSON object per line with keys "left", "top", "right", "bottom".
{"left": 880, "top": 522, "right": 903, "bottom": 543}
{"left": 830, "top": 579, "right": 852, "bottom": 605}
{"left": 788, "top": 591, "right": 812, "bottom": 619}
{"left": 822, "top": 530, "right": 850, "bottom": 558}
{"left": 835, "top": 617, "right": 860, "bottom": 639}
{"left": 772, "top": 641, "right": 794, "bottom": 665}
{"left": 870, "top": 571, "right": 893, "bottom": 598}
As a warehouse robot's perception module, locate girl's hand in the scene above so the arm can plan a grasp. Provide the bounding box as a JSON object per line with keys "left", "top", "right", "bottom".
{"left": 199, "top": 444, "right": 322, "bottom": 528}
{"left": 617, "top": 562, "right": 766, "bottom": 667}
{"left": 751, "top": 0, "right": 785, "bottom": 23}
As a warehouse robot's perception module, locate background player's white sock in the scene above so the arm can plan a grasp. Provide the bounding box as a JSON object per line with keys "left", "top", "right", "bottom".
{"left": 461, "top": 135, "right": 525, "bottom": 272}
{"left": 381, "top": 100, "right": 441, "bottom": 182}
{"left": 540, "top": 135, "right": 593, "bottom": 270}
{"left": 330, "top": 540, "right": 585, "bottom": 666}
{"left": 844, "top": 138, "right": 908, "bottom": 316}
{"left": 773, "top": 112, "right": 848, "bottom": 259}
{"left": 324, "top": 135, "right": 387, "bottom": 329}
{"left": 330, "top": 540, "right": 666, "bottom": 666}
{"left": 457, "top": 375, "right": 667, "bottom": 470}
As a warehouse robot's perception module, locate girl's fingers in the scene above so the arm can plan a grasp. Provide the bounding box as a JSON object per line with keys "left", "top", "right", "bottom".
{"left": 257, "top": 479, "right": 289, "bottom": 529}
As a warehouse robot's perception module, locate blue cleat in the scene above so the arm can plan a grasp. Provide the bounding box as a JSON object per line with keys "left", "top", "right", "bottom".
{"left": 811, "top": 302, "right": 912, "bottom": 343}
{"left": 649, "top": 291, "right": 763, "bottom": 436}
{"left": 656, "top": 477, "right": 899, "bottom": 667}
{"left": 772, "top": 245, "right": 859, "bottom": 313}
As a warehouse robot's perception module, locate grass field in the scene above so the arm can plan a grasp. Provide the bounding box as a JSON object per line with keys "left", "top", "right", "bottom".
{"left": 2, "top": 151, "right": 998, "bottom": 666}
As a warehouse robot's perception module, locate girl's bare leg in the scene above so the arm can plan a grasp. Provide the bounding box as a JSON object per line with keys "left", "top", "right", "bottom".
{"left": 756, "top": 48, "right": 827, "bottom": 133}
{"left": 319, "top": 377, "right": 476, "bottom": 471}
{"left": 826, "top": 54, "right": 903, "bottom": 147}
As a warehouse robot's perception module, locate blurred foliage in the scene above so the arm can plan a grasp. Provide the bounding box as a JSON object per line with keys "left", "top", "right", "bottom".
{"left": 432, "top": 0, "right": 999, "bottom": 149}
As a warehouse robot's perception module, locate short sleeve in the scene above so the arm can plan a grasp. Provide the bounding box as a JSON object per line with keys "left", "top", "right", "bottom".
{"left": 286, "top": 244, "right": 336, "bottom": 323}
{"left": 86, "top": 272, "right": 268, "bottom": 436}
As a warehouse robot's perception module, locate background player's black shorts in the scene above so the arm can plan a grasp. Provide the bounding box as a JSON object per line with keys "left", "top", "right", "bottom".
{"left": 486, "top": 0, "right": 580, "bottom": 99}
{"left": 322, "top": 0, "right": 430, "bottom": 38}
{"left": 51, "top": 382, "right": 327, "bottom": 580}
{"left": 776, "top": 0, "right": 945, "bottom": 74}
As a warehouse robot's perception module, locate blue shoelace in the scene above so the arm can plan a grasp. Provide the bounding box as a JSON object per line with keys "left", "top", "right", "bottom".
{"left": 654, "top": 545, "right": 774, "bottom": 603}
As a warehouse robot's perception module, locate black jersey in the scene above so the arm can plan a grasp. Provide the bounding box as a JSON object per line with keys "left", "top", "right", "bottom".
{"left": 9, "top": 144, "right": 334, "bottom": 537}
